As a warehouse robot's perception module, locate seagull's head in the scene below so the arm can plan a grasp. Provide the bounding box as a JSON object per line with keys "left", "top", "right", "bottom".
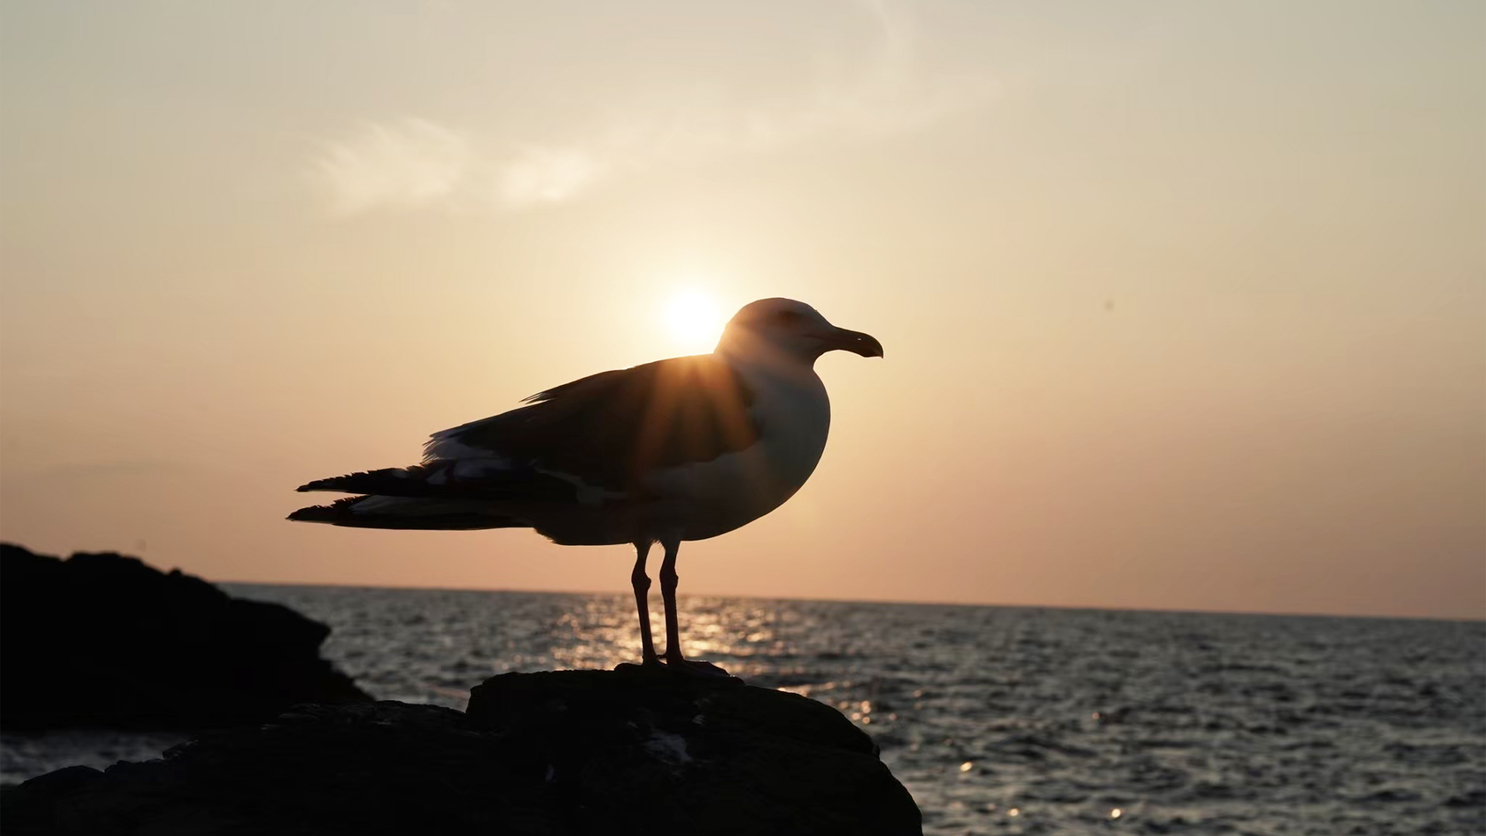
{"left": 716, "top": 298, "right": 884, "bottom": 366}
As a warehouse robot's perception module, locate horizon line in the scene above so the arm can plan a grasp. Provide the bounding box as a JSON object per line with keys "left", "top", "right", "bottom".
{"left": 216, "top": 577, "right": 1486, "bottom": 626}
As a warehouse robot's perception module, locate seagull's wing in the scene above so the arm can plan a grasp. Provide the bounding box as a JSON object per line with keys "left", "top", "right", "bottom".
{"left": 424, "top": 354, "right": 761, "bottom": 492}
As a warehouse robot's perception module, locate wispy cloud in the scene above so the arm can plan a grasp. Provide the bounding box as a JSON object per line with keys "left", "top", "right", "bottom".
{"left": 310, "top": 1, "right": 995, "bottom": 215}
{"left": 313, "top": 119, "right": 475, "bottom": 216}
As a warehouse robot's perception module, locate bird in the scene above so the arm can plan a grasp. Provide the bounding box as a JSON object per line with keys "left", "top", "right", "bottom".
{"left": 289, "top": 298, "right": 883, "bottom": 675}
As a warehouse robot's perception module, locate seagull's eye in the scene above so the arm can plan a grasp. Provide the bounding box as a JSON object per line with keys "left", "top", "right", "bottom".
{"left": 775, "top": 310, "right": 803, "bottom": 326}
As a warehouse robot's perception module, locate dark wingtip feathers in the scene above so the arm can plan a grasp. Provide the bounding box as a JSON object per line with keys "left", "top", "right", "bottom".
{"left": 296, "top": 469, "right": 417, "bottom": 495}
{"left": 287, "top": 495, "right": 363, "bottom": 522}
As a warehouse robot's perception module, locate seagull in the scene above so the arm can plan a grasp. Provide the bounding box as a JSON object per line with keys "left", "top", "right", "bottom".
{"left": 289, "top": 298, "right": 883, "bottom": 674}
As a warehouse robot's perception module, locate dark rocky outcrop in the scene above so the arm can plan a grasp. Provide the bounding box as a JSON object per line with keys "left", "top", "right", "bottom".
{"left": 1, "top": 669, "right": 922, "bottom": 836}
{"left": 0, "top": 543, "right": 370, "bottom": 730}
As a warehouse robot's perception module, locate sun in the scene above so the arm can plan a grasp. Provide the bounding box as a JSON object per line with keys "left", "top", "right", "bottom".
{"left": 662, "top": 290, "right": 724, "bottom": 353}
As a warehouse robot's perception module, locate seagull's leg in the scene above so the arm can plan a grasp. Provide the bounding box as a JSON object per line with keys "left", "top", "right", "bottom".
{"left": 659, "top": 536, "right": 729, "bottom": 677}
{"left": 658, "top": 537, "right": 683, "bottom": 664}
{"left": 631, "top": 540, "right": 660, "bottom": 667}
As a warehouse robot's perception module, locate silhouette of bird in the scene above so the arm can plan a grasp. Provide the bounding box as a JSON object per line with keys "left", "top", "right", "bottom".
{"left": 289, "top": 298, "right": 883, "bottom": 674}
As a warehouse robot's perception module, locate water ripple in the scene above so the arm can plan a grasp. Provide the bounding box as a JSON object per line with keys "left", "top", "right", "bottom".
{"left": 7, "top": 586, "right": 1483, "bottom": 836}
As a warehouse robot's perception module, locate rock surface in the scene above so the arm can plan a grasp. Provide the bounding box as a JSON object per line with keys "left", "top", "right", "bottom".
{"left": 1, "top": 669, "right": 922, "bottom": 836}
{"left": 0, "top": 543, "right": 370, "bottom": 730}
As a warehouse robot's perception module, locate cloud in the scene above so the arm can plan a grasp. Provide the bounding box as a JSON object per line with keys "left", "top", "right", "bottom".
{"left": 497, "top": 145, "right": 605, "bottom": 206}
{"left": 312, "top": 119, "right": 475, "bottom": 216}
{"left": 310, "top": 1, "right": 994, "bottom": 215}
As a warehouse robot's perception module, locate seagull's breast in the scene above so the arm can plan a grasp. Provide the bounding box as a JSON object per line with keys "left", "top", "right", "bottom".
{"left": 643, "top": 364, "right": 831, "bottom": 541}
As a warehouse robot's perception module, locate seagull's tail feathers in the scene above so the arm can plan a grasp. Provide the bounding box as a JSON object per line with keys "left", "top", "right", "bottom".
{"left": 287, "top": 495, "right": 526, "bottom": 531}
{"left": 296, "top": 464, "right": 456, "bottom": 496}
{"left": 295, "top": 459, "right": 576, "bottom": 502}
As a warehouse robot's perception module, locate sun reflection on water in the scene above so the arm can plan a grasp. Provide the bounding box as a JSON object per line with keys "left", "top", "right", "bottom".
{"left": 546, "top": 595, "right": 797, "bottom": 675}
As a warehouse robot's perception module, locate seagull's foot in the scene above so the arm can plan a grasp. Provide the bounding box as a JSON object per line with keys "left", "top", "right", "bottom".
{"left": 663, "top": 656, "right": 733, "bottom": 679}
{"left": 614, "top": 655, "right": 667, "bottom": 675}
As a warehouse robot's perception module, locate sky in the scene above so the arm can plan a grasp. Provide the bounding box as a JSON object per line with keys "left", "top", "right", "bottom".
{"left": 1, "top": 1, "right": 1482, "bottom": 620}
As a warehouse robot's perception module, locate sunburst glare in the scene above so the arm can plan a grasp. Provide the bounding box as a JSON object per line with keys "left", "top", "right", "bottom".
{"left": 662, "top": 290, "right": 724, "bottom": 354}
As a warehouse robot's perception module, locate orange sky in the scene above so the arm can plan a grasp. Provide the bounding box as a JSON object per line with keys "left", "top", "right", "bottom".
{"left": 1, "top": 1, "right": 1482, "bottom": 619}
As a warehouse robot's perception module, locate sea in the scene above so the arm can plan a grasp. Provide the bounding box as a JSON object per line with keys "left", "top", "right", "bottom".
{"left": 3, "top": 586, "right": 1482, "bottom": 835}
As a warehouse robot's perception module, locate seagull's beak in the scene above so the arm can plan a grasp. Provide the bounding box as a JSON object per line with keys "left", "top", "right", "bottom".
{"left": 827, "top": 327, "right": 885, "bottom": 358}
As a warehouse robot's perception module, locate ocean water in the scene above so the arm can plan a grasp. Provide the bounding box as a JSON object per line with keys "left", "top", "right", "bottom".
{"left": 3, "top": 586, "right": 1482, "bottom": 835}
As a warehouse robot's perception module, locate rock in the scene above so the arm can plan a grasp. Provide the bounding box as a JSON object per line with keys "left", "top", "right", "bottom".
{"left": 1, "top": 669, "right": 922, "bottom": 836}
{"left": 0, "top": 543, "right": 370, "bottom": 730}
